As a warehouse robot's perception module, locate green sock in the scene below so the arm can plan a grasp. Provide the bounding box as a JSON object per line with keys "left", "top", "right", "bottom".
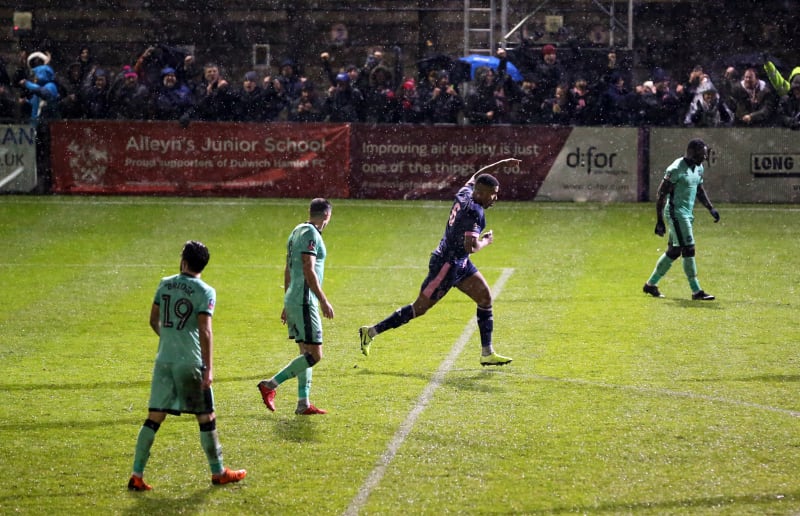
{"left": 273, "top": 355, "right": 312, "bottom": 385}
{"left": 648, "top": 253, "right": 674, "bottom": 285}
{"left": 200, "top": 430, "right": 224, "bottom": 475}
{"left": 297, "top": 367, "right": 312, "bottom": 400}
{"left": 682, "top": 256, "right": 701, "bottom": 292}
{"left": 132, "top": 424, "right": 156, "bottom": 475}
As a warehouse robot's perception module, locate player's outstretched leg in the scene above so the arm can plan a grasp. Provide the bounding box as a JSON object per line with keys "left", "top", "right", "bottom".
{"left": 359, "top": 326, "right": 373, "bottom": 357}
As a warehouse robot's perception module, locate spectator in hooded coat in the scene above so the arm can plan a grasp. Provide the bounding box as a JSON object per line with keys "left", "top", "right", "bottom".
{"left": 777, "top": 74, "right": 800, "bottom": 130}
{"left": 81, "top": 68, "right": 112, "bottom": 119}
{"left": 151, "top": 67, "right": 195, "bottom": 122}
{"left": 683, "top": 77, "right": 733, "bottom": 127}
{"left": 110, "top": 70, "right": 150, "bottom": 120}
{"left": 20, "top": 63, "right": 60, "bottom": 127}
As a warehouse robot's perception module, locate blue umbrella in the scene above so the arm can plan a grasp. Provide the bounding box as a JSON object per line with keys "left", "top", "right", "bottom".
{"left": 459, "top": 54, "right": 524, "bottom": 82}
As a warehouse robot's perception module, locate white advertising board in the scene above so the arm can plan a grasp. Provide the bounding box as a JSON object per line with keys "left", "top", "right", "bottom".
{"left": 0, "top": 125, "right": 37, "bottom": 193}
{"left": 650, "top": 128, "right": 800, "bottom": 203}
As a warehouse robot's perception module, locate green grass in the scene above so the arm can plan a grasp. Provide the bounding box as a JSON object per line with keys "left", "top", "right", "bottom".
{"left": 2, "top": 196, "right": 800, "bottom": 515}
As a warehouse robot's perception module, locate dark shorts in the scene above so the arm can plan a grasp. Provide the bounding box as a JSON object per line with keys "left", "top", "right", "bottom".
{"left": 419, "top": 253, "right": 478, "bottom": 302}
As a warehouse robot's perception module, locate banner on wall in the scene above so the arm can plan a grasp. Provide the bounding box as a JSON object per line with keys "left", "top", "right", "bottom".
{"left": 350, "top": 125, "right": 569, "bottom": 201}
{"left": 650, "top": 128, "right": 800, "bottom": 203}
{"left": 0, "top": 125, "right": 37, "bottom": 193}
{"left": 534, "top": 126, "right": 640, "bottom": 202}
{"left": 350, "top": 125, "right": 639, "bottom": 202}
{"left": 50, "top": 121, "right": 351, "bottom": 197}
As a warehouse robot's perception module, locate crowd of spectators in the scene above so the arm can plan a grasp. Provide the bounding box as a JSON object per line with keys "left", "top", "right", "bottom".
{"left": 2, "top": 43, "right": 799, "bottom": 130}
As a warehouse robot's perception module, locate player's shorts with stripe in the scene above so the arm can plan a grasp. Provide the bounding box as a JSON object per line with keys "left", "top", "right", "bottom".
{"left": 667, "top": 214, "right": 695, "bottom": 247}
{"left": 285, "top": 302, "right": 323, "bottom": 344}
{"left": 148, "top": 361, "right": 215, "bottom": 415}
{"left": 420, "top": 253, "right": 478, "bottom": 302}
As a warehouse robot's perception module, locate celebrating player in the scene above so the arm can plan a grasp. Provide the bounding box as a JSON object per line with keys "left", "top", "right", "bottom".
{"left": 643, "top": 139, "right": 719, "bottom": 300}
{"left": 359, "top": 158, "right": 521, "bottom": 366}
{"left": 129, "top": 240, "right": 246, "bottom": 491}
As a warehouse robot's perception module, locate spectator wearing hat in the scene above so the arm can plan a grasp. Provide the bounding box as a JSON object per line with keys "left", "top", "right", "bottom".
{"left": 683, "top": 76, "right": 733, "bottom": 128}
{"left": 19, "top": 60, "right": 60, "bottom": 127}
{"left": 276, "top": 58, "right": 305, "bottom": 102}
{"left": 57, "top": 61, "right": 86, "bottom": 119}
{"left": 777, "top": 74, "right": 800, "bottom": 129}
{"left": 80, "top": 68, "right": 111, "bottom": 119}
{"left": 424, "top": 70, "right": 464, "bottom": 124}
{"left": 260, "top": 73, "right": 289, "bottom": 121}
{"left": 320, "top": 52, "right": 361, "bottom": 90}
{"left": 233, "top": 71, "right": 268, "bottom": 122}
{"left": 596, "top": 71, "right": 636, "bottom": 125}
{"left": 323, "top": 72, "right": 364, "bottom": 122}
{"left": 511, "top": 74, "right": 543, "bottom": 124}
{"left": 134, "top": 44, "right": 195, "bottom": 92}
{"left": 535, "top": 44, "right": 567, "bottom": 103}
{"left": 465, "top": 65, "right": 503, "bottom": 125}
{"left": 151, "top": 67, "right": 195, "bottom": 122}
{"left": 110, "top": 69, "right": 150, "bottom": 120}
{"left": 288, "top": 81, "right": 324, "bottom": 122}
{"left": 397, "top": 78, "right": 424, "bottom": 123}
{"left": 363, "top": 61, "right": 400, "bottom": 123}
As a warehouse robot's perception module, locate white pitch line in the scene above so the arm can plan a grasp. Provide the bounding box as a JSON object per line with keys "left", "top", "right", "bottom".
{"left": 343, "top": 268, "right": 515, "bottom": 516}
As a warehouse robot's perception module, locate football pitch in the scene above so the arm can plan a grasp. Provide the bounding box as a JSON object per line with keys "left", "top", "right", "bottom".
{"left": 2, "top": 196, "right": 799, "bottom": 515}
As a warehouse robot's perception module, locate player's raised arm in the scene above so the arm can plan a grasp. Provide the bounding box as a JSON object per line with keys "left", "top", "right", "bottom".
{"left": 467, "top": 158, "right": 522, "bottom": 186}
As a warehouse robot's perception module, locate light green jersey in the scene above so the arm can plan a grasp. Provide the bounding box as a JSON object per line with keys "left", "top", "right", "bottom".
{"left": 663, "top": 157, "right": 704, "bottom": 219}
{"left": 152, "top": 272, "right": 215, "bottom": 366}
{"left": 285, "top": 222, "right": 326, "bottom": 306}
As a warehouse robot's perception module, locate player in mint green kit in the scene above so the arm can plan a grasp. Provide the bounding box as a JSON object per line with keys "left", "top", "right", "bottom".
{"left": 128, "top": 240, "right": 246, "bottom": 491}
{"left": 258, "top": 198, "right": 333, "bottom": 415}
{"left": 643, "top": 139, "right": 720, "bottom": 300}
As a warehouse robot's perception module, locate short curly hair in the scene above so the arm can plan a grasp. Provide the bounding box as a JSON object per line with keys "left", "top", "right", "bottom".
{"left": 181, "top": 240, "right": 210, "bottom": 273}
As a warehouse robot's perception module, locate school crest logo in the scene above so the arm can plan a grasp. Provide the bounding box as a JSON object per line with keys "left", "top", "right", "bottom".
{"left": 66, "top": 127, "right": 109, "bottom": 184}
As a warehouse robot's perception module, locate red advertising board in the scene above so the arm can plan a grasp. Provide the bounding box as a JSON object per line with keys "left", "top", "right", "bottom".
{"left": 349, "top": 124, "right": 572, "bottom": 200}
{"left": 50, "top": 120, "right": 350, "bottom": 197}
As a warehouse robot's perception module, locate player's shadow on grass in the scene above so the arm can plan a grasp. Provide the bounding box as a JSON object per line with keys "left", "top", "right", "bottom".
{"left": 351, "top": 368, "right": 441, "bottom": 383}
{"left": 441, "top": 370, "right": 507, "bottom": 394}
{"left": 351, "top": 367, "right": 507, "bottom": 394}
{"left": 271, "top": 415, "right": 324, "bottom": 443}
{"left": 123, "top": 487, "right": 220, "bottom": 516}
{"left": 669, "top": 299, "right": 723, "bottom": 309}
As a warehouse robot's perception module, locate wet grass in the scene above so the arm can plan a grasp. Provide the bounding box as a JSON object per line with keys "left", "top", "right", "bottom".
{"left": 1, "top": 196, "right": 799, "bottom": 515}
